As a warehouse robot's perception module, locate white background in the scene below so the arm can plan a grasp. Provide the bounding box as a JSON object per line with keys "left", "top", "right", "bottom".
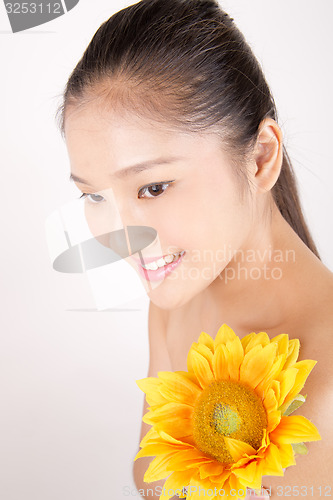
{"left": 1, "top": 1, "right": 332, "bottom": 499}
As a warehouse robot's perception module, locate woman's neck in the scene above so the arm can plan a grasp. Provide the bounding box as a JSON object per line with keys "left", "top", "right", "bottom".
{"left": 204, "top": 204, "right": 325, "bottom": 336}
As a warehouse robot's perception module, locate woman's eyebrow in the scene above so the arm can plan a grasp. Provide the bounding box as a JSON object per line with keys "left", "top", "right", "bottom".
{"left": 69, "top": 156, "right": 183, "bottom": 185}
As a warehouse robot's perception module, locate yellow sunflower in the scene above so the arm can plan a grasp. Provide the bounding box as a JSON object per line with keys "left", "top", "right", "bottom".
{"left": 135, "top": 324, "right": 321, "bottom": 499}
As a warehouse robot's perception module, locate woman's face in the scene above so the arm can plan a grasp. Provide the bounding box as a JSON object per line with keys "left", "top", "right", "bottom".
{"left": 64, "top": 103, "right": 257, "bottom": 310}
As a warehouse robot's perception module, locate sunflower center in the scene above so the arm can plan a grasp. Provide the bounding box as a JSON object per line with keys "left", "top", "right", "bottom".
{"left": 193, "top": 380, "right": 267, "bottom": 464}
{"left": 213, "top": 403, "right": 241, "bottom": 435}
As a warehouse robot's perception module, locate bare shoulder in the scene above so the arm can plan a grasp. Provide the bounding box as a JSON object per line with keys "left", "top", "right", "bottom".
{"left": 295, "top": 265, "right": 333, "bottom": 413}
{"left": 303, "top": 265, "right": 333, "bottom": 349}
{"left": 315, "top": 265, "right": 333, "bottom": 318}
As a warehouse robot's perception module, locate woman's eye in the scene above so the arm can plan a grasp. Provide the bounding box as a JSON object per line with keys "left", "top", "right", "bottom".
{"left": 79, "top": 193, "right": 105, "bottom": 204}
{"left": 138, "top": 182, "right": 172, "bottom": 199}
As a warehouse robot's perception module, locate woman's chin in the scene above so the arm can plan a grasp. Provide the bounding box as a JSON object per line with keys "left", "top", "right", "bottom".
{"left": 147, "top": 285, "right": 190, "bottom": 311}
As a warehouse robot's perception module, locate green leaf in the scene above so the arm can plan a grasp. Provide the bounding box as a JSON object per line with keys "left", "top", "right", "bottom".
{"left": 279, "top": 394, "right": 307, "bottom": 416}
{"left": 292, "top": 442, "right": 308, "bottom": 455}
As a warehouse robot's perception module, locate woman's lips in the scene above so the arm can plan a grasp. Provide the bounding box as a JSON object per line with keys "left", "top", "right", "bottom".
{"left": 131, "top": 251, "right": 185, "bottom": 282}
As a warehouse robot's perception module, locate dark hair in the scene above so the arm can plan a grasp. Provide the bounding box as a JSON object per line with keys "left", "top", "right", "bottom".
{"left": 58, "top": 0, "right": 320, "bottom": 258}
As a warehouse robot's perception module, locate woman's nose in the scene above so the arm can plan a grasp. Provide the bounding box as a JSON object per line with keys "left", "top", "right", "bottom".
{"left": 103, "top": 195, "right": 159, "bottom": 256}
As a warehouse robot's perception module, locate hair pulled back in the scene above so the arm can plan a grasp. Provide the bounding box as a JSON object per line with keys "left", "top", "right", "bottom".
{"left": 59, "top": 0, "right": 319, "bottom": 258}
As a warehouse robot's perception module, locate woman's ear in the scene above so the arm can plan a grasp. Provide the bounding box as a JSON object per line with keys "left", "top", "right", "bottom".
{"left": 252, "top": 118, "right": 283, "bottom": 192}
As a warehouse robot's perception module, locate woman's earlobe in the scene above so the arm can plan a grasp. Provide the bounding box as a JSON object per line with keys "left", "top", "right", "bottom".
{"left": 253, "top": 118, "right": 283, "bottom": 193}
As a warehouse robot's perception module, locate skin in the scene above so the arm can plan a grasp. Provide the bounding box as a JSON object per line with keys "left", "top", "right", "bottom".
{"left": 64, "top": 102, "right": 333, "bottom": 499}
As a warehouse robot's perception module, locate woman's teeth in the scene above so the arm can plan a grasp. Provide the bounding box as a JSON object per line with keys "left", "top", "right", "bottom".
{"left": 141, "top": 251, "right": 185, "bottom": 270}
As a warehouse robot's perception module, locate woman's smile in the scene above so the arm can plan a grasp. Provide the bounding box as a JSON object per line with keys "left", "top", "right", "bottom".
{"left": 131, "top": 249, "right": 186, "bottom": 282}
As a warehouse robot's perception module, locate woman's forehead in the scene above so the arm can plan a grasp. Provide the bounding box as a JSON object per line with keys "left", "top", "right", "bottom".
{"left": 64, "top": 102, "right": 224, "bottom": 158}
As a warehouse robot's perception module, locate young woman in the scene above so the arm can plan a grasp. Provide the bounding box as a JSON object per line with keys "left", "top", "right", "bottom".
{"left": 58, "top": 0, "right": 333, "bottom": 497}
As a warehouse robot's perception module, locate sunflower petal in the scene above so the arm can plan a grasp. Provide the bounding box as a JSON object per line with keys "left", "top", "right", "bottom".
{"left": 270, "top": 380, "right": 280, "bottom": 403}
{"left": 158, "top": 430, "right": 193, "bottom": 446}
{"left": 135, "top": 442, "right": 185, "bottom": 459}
{"left": 224, "top": 437, "right": 256, "bottom": 462}
{"left": 143, "top": 403, "right": 193, "bottom": 425}
{"left": 158, "top": 371, "right": 202, "bottom": 404}
{"left": 154, "top": 417, "right": 193, "bottom": 439}
{"left": 138, "top": 434, "right": 186, "bottom": 458}
{"left": 241, "top": 332, "right": 256, "bottom": 352}
{"left": 192, "top": 343, "right": 214, "bottom": 368}
{"left": 209, "top": 468, "right": 231, "bottom": 485}
{"left": 166, "top": 449, "right": 212, "bottom": 472}
{"left": 214, "top": 324, "right": 237, "bottom": 348}
{"left": 270, "top": 334, "right": 289, "bottom": 356}
{"left": 144, "top": 453, "right": 175, "bottom": 482}
{"left": 187, "top": 348, "right": 214, "bottom": 388}
{"left": 267, "top": 410, "right": 282, "bottom": 433}
{"left": 270, "top": 415, "right": 321, "bottom": 445}
{"left": 243, "top": 332, "right": 270, "bottom": 353}
{"left": 283, "top": 360, "right": 317, "bottom": 404}
{"left": 263, "top": 391, "right": 281, "bottom": 433}
{"left": 225, "top": 336, "right": 244, "bottom": 380}
{"left": 284, "top": 339, "right": 300, "bottom": 368}
{"left": 198, "top": 331, "right": 215, "bottom": 352}
{"left": 240, "top": 343, "right": 277, "bottom": 389}
{"left": 276, "top": 442, "right": 296, "bottom": 468}
{"left": 261, "top": 443, "right": 284, "bottom": 476}
{"left": 277, "top": 367, "right": 298, "bottom": 406}
{"left": 161, "top": 470, "right": 194, "bottom": 500}
{"left": 139, "top": 428, "right": 160, "bottom": 447}
{"left": 198, "top": 461, "right": 224, "bottom": 479}
{"left": 212, "top": 343, "right": 229, "bottom": 381}
{"left": 136, "top": 377, "right": 160, "bottom": 394}
{"left": 232, "top": 460, "right": 263, "bottom": 490}
{"left": 136, "top": 377, "right": 168, "bottom": 406}
{"left": 263, "top": 388, "right": 278, "bottom": 414}
{"left": 139, "top": 429, "right": 188, "bottom": 449}
{"left": 187, "top": 475, "right": 219, "bottom": 500}
{"left": 256, "top": 354, "right": 286, "bottom": 395}
{"left": 228, "top": 474, "right": 247, "bottom": 499}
